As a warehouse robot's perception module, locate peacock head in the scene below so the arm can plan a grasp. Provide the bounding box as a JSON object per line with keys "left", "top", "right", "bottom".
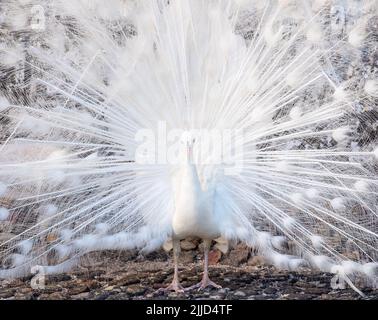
{"left": 180, "top": 131, "right": 196, "bottom": 163}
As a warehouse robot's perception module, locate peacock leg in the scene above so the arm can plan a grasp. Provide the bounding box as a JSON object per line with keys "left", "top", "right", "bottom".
{"left": 155, "top": 238, "right": 184, "bottom": 294}
{"left": 185, "top": 239, "right": 222, "bottom": 291}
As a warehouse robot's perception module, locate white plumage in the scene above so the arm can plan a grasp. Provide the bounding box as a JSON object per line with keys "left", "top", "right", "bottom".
{"left": 0, "top": 0, "right": 377, "bottom": 294}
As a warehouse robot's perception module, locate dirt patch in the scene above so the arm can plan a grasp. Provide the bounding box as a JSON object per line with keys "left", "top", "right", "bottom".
{"left": 0, "top": 256, "right": 376, "bottom": 300}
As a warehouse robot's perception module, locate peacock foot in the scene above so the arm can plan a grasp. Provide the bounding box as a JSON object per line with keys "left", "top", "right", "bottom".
{"left": 154, "top": 280, "right": 185, "bottom": 295}
{"left": 185, "top": 278, "right": 222, "bottom": 291}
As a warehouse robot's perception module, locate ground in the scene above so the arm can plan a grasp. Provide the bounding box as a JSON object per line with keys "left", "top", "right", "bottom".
{"left": 0, "top": 251, "right": 377, "bottom": 300}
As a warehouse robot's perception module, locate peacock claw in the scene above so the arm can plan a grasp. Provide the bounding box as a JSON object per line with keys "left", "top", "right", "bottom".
{"left": 185, "top": 278, "right": 222, "bottom": 291}
{"left": 154, "top": 281, "right": 185, "bottom": 295}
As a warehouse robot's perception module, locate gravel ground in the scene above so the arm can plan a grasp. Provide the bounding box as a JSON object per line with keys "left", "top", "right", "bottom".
{"left": 0, "top": 255, "right": 377, "bottom": 300}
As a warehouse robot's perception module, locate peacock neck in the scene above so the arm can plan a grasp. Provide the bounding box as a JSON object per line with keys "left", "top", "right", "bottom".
{"left": 186, "top": 143, "right": 194, "bottom": 164}
{"left": 183, "top": 144, "right": 202, "bottom": 190}
{"left": 182, "top": 162, "right": 202, "bottom": 194}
